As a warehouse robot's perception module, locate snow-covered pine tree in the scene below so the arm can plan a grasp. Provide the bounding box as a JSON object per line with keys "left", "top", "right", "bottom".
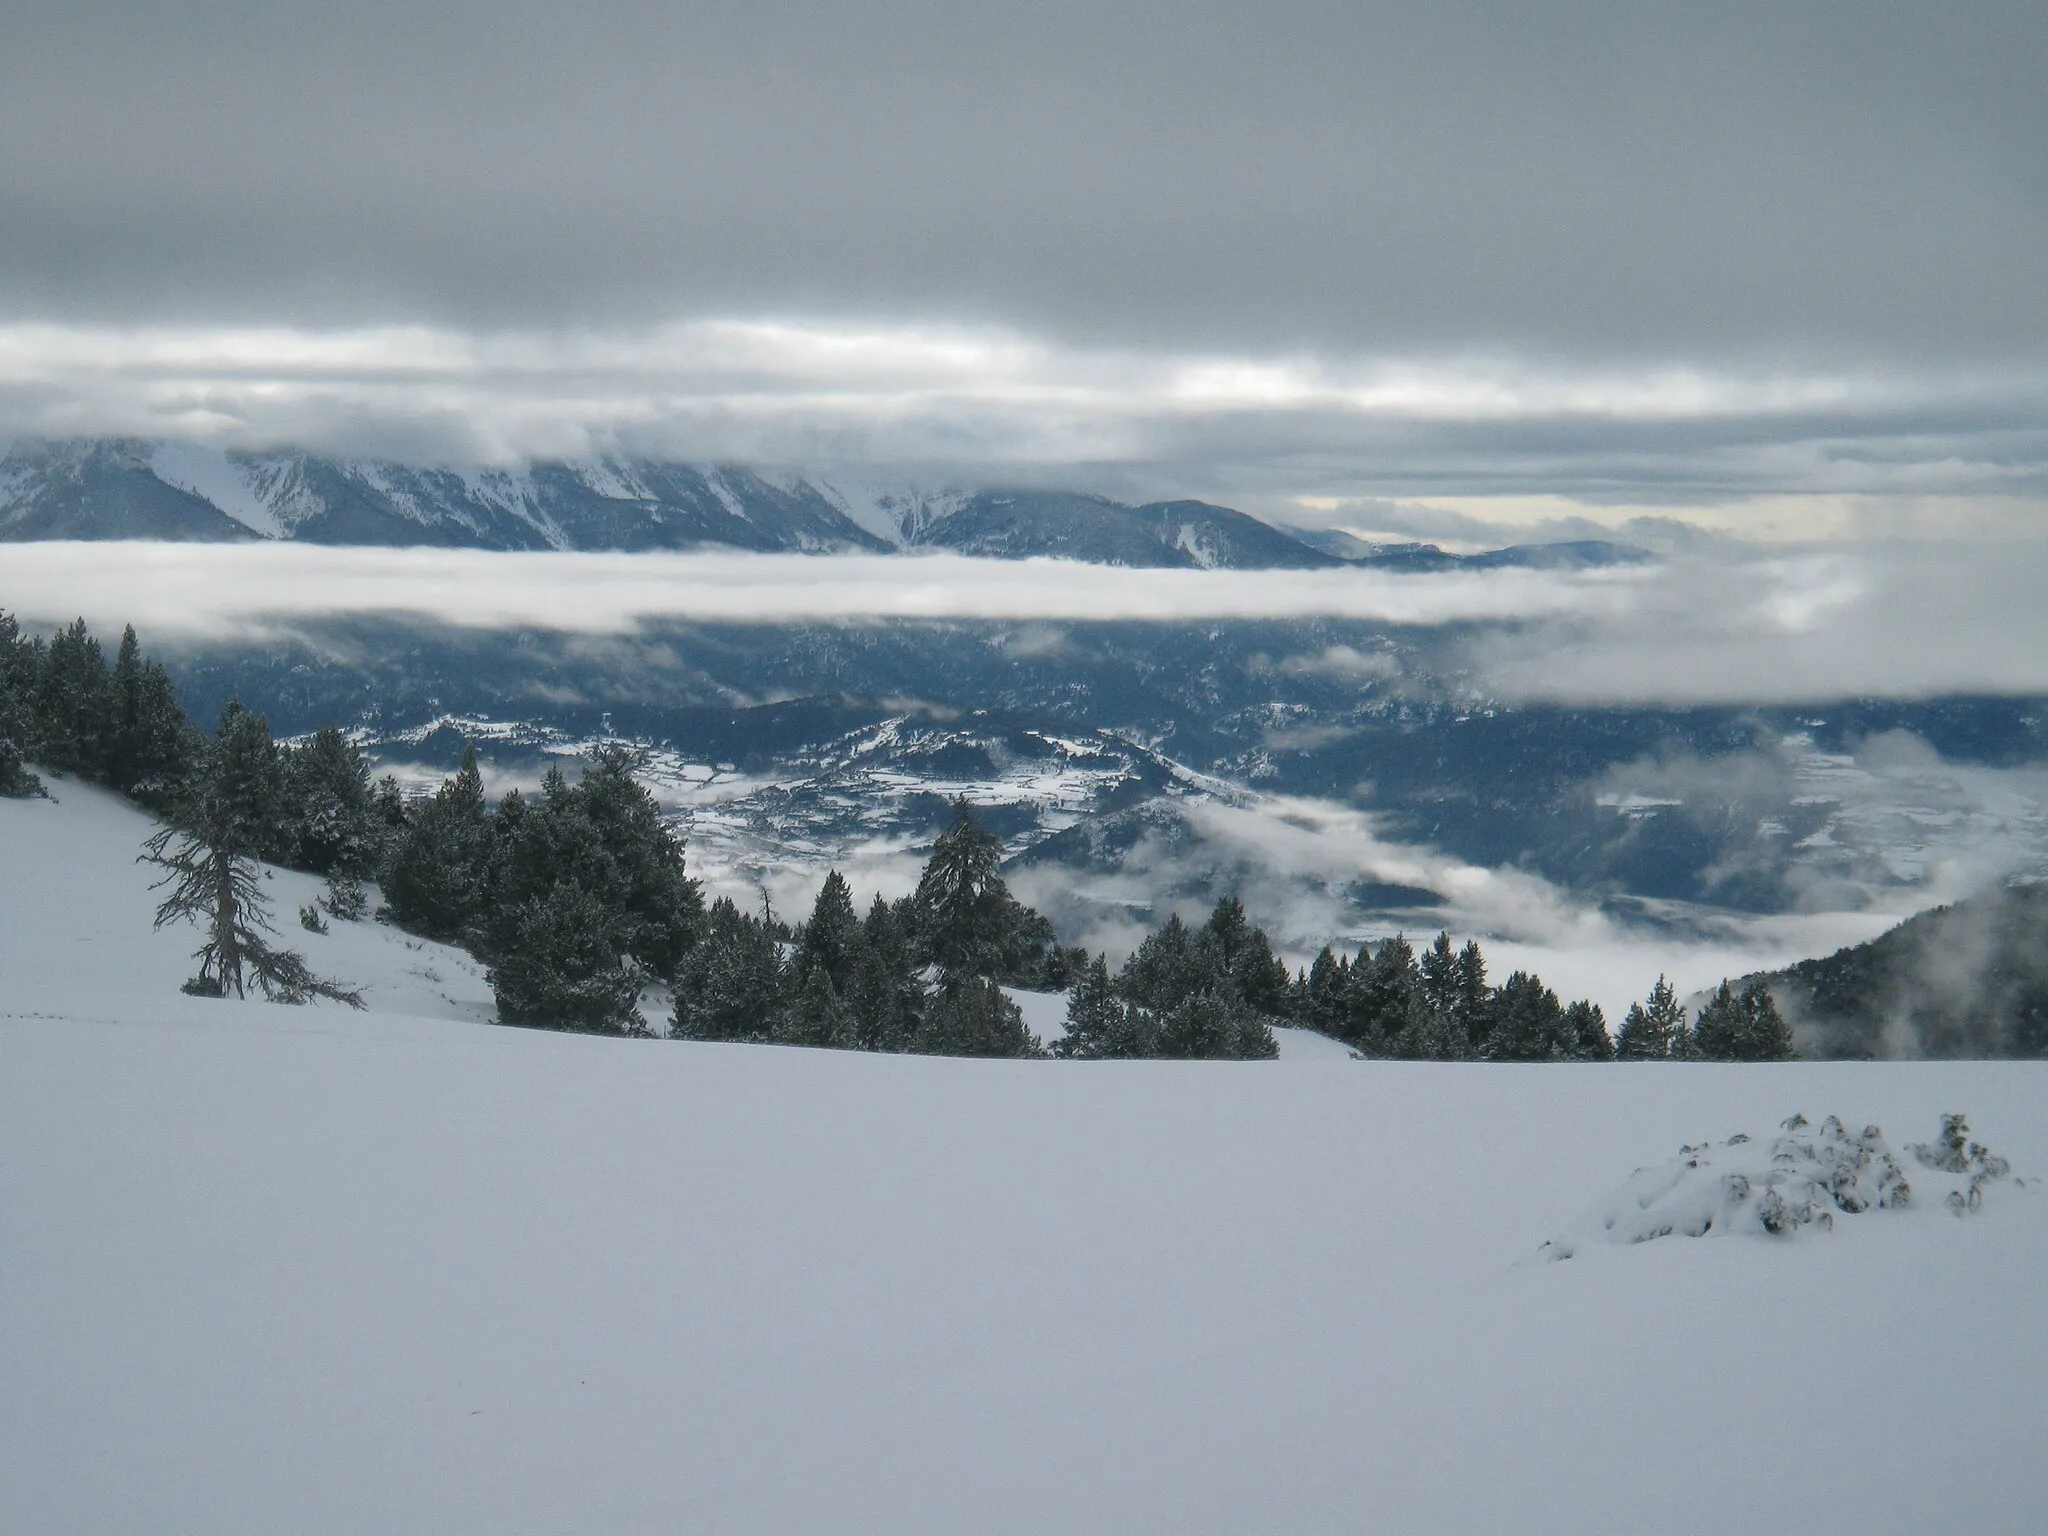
{"left": 284, "top": 725, "right": 381, "bottom": 878}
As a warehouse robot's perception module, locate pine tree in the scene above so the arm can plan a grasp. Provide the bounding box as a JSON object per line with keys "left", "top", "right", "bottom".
{"left": 32, "top": 618, "right": 115, "bottom": 777}
{"left": 0, "top": 613, "right": 41, "bottom": 798}
{"left": 1453, "top": 940, "right": 1492, "bottom": 1054}
{"left": 1617, "top": 975, "right": 1685, "bottom": 1059}
{"left": 0, "top": 728, "right": 41, "bottom": 798}
{"left": 1418, "top": 932, "right": 1461, "bottom": 1015}
{"left": 846, "top": 894, "right": 923, "bottom": 1051}
{"left": 1692, "top": 979, "right": 1795, "bottom": 1061}
{"left": 776, "top": 964, "right": 857, "bottom": 1048}
{"left": 1401, "top": 989, "right": 1466, "bottom": 1060}
{"left": 1200, "top": 896, "right": 1292, "bottom": 1015}
{"left": 105, "top": 625, "right": 145, "bottom": 790}
{"left": 908, "top": 799, "right": 1058, "bottom": 985}
{"left": 1117, "top": 913, "right": 1208, "bottom": 1015}
{"left": 383, "top": 743, "right": 493, "bottom": 942}
{"left": 1351, "top": 935, "right": 1418, "bottom": 1055}
{"left": 672, "top": 896, "right": 784, "bottom": 1042}
{"left": 794, "top": 871, "right": 862, "bottom": 996}
{"left": 285, "top": 726, "right": 380, "bottom": 877}
{"left": 139, "top": 715, "right": 361, "bottom": 1008}
{"left": 567, "top": 744, "right": 702, "bottom": 979}
{"left": 1563, "top": 999, "right": 1614, "bottom": 1061}
{"left": 488, "top": 881, "right": 646, "bottom": 1034}
{"left": 916, "top": 975, "right": 1043, "bottom": 1058}
{"left": 1054, "top": 954, "right": 1129, "bottom": 1058}
{"left": 205, "top": 702, "right": 293, "bottom": 860}
{"left": 1484, "top": 970, "right": 1570, "bottom": 1060}
{"left": 1299, "top": 946, "right": 1351, "bottom": 1038}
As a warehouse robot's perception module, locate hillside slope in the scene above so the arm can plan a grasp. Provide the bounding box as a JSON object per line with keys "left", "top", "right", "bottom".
{"left": 1757, "top": 882, "right": 2048, "bottom": 1058}
{"left": 3, "top": 783, "right": 2045, "bottom": 1534}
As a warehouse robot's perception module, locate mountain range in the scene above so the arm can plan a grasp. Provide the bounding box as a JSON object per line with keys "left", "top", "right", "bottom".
{"left": 0, "top": 437, "right": 1646, "bottom": 571}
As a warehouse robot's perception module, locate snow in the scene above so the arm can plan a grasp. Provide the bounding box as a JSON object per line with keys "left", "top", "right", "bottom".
{"left": 0, "top": 776, "right": 493, "bottom": 1025}
{"left": 147, "top": 442, "right": 286, "bottom": 537}
{"left": 1540, "top": 1111, "right": 2023, "bottom": 1257}
{"left": 4, "top": 782, "right": 2047, "bottom": 1534}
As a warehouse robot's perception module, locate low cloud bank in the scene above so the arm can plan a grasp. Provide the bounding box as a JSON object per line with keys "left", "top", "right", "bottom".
{"left": 0, "top": 541, "right": 1632, "bottom": 637}
{"left": 7, "top": 539, "right": 2048, "bottom": 707}
{"left": 1465, "top": 544, "right": 2048, "bottom": 704}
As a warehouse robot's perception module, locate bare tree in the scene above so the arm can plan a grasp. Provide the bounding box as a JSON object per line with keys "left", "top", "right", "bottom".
{"left": 141, "top": 824, "right": 363, "bottom": 1008}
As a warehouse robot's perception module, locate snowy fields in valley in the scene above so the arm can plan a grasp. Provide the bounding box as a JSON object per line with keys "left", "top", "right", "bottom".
{"left": 4, "top": 784, "right": 2045, "bottom": 1534}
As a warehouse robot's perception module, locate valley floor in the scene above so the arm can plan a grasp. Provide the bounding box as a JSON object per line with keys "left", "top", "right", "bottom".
{"left": 3, "top": 785, "right": 2044, "bottom": 1534}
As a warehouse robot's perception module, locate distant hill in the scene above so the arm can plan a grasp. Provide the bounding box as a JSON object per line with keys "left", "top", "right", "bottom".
{"left": 1291, "top": 525, "right": 1652, "bottom": 572}
{"left": 0, "top": 437, "right": 1646, "bottom": 572}
{"left": 1757, "top": 883, "right": 2048, "bottom": 1058}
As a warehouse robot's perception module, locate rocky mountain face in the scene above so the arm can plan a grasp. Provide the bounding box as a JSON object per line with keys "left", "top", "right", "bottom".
{"left": 0, "top": 437, "right": 1645, "bottom": 570}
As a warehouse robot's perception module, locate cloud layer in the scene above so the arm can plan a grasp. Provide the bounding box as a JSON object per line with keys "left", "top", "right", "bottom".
{"left": 4, "top": 321, "right": 2046, "bottom": 519}
{"left": 6, "top": 540, "right": 2048, "bottom": 707}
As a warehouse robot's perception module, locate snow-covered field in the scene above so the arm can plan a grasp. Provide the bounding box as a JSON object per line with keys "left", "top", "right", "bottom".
{"left": 4, "top": 784, "right": 2046, "bottom": 1534}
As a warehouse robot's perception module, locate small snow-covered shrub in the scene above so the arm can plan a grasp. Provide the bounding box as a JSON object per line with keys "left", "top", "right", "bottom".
{"left": 299, "top": 903, "right": 329, "bottom": 935}
{"left": 321, "top": 876, "right": 368, "bottom": 923}
{"left": 1542, "top": 1113, "right": 2021, "bottom": 1260}
{"left": 1907, "top": 1114, "right": 2013, "bottom": 1215}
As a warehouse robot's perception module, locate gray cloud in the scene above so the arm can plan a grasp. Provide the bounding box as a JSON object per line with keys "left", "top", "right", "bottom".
{"left": 3, "top": 323, "right": 2045, "bottom": 515}
{"left": 3, "top": 2, "right": 2045, "bottom": 370}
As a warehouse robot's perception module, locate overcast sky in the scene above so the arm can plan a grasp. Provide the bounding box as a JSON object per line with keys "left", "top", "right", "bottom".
{"left": 3, "top": 1, "right": 2045, "bottom": 530}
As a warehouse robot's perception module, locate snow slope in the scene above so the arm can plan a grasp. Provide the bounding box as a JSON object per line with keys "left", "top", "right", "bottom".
{"left": 4, "top": 785, "right": 2046, "bottom": 1535}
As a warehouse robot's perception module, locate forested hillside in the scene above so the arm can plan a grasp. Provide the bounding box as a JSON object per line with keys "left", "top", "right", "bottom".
{"left": 5, "top": 607, "right": 1803, "bottom": 1060}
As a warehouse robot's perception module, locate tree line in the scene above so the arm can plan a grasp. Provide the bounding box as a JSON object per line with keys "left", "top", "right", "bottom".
{"left": 1, "top": 610, "right": 1794, "bottom": 1061}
